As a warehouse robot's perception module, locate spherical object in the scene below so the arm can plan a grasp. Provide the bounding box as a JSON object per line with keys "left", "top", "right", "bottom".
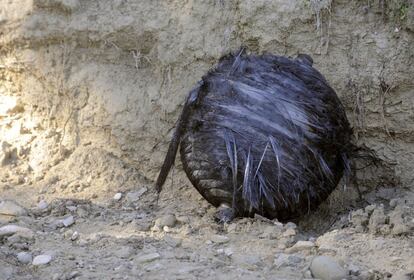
{"left": 156, "top": 50, "right": 352, "bottom": 221}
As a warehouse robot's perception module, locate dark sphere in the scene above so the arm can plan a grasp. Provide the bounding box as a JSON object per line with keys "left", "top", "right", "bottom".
{"left": 156, "top": 50, "right": 352, "bottom": 221}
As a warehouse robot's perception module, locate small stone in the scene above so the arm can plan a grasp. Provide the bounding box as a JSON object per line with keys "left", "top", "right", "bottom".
{"left": 64, "top": 229, "right": 74, "bottom": 239}
{"left": 62, "top": 215, "right": 75, "bottom": 227}
{"left": 259, "top": 225, "right": 283, "bottom": 239}
{"left": 223, "top": 248, "right": 234, "bottom": 257}
{"left": 0, "top": 225, "right": 34, "bottom": 238}
{"left": 17, "top": 252, "right": 32, "bottom": 264}
{"left": 368, "top": 206, "right": 387, "bottom": 233}
{"left": 0, "top": 266, "right": 14, "bottom": 279}
{"left": 37, "top": 200, "right": 48, "bottom": 210}
{"left": 155, "top": 214, "right": 177, "bottom": 228}
{"left": 114, "top": 246, "right": 134, "bottom": 259}
{"left": 233, "top": 254, "right": 262, "bottom": 267}
{"left": 135, "top": 253, "right": 161, "bottom": 263}
{"left": 390, "top": 272, "right": 412, "bottom": 280}
{"left": 226, "top": 223, "right": 237, "bottom": 233}
{"left": 32, "top": 255, "right": 52, "bottom": 266}
{"left": 164, "top": 236, "right": 182, "bottom": 247}
{"left": 282, "top": 228, "right": 296, "bottom": 237}
{"left": 67, "top": 271, "right": 80, "bottom": 279}
{"left": 285, "top": 240, "right": 315, "bottom": 254}
{"left": 66, "top": 206, "right": 77, "bottom": 212}
{"left": 303, "top": 270, "right": 312, "bottom": 278}
{"left": 310, "top": 256, "right": 347, "bottom": 280}
{"left": 113, "top": 193, "right": 122, "bottom": 201}
{"left": 348, "top": 263, "right": 361, "bottom": 276}
{"left": 365, "top": 204, "right": 376, "bottom": 214}
{"left": 0, "top": 200, "right": 27, "bottom": 216}
{"left": 389, "top": 199, "right": 399, "bottom": 208}
{"left": 126, "top": 187, "right": 147, "bottom": 203}
{"left": 210, "top": 234, "right": 229, "bottom": 244}
{"left": 163, "top": 226, "right": 172, "bottom": 232}
{"left": 285, "top": 222, "right": 297, "bottom": 229}
{"left": 71, "top": 231, "right": 79, "bottom": 241}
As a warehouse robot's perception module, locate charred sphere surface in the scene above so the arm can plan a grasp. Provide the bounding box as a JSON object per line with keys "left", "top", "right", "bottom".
{"left": 156, "top": 50, "right": 352, "bottom": 222}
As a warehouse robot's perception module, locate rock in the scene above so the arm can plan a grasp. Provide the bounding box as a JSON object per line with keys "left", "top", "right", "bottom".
{"left": 348, "top": 263, "right": 361, "bottom": 276}
{"left": 37, "top": 200, "right": 48, "bottom": 210}
{"left": 368, "top": 206, "right": 387, "bottom": 233}
{"left": 390, "top": 206, "right": 410, "bottom": 235}
{"left": 389, "top": 198, "right": 399, "bottom": 208}
{"left": 164, "top": 235, "right": 182, "bottom": 247}
{"left": 285, "top": 240, "right": 315, "bottom": 254}
{"left": 0, "top": 225, "right": 34, "bottom": 238}
{"left": 66, "top": 206, "right": 77, "bottom": 212}
{"left": 390, "top": 272, "right": 412, "bottom": 280}
{"left": 61, "top": 0, "right": 80, "bottom": 11}
{"left": 64, "top": 229, "right": 74, "bottom": 239}
{"left": 233, "top": 254, "right": 262, "bottom": 267}
{"left": 351, "top": 209, "right": 369, "bottom": 232}
{"left": 17, "top": 252, "right": 32, "bottom": 264}
{"left": 66, "top": 271, "right": 81, "bottom": 279}
{"left": 135, "top": 253, "right": 161, "bottom": 263}
{"left": 0, "top": 200, "right": 27, "bottom": 217}
{"left": 365, "top": 204, "right": 376, "bottom": 214}
{"left": 126, "top": 188, "right": 147, "bottom": 203}
{"left": 223, "top": 248, "right": 234, "bottom": 257}
{"left": 62, "top": 215, "right": 75, "bottom": 227}
{"left": 155, "top": 214, "right": 177, "bottom": 228}
{"left": 259, "top": 225, "right": 283, "bottom": 239}
{"left": 71, "top": 231, "right": 80, "bottom": 241}
{"left": 310, "top": 256, "right": 347, "bottom": 280}
{"left": 209, "top": 234, "right": 229, "bottom": 244}
{"left": 113, "top": 193, "right": 122, "bottom": 201}
{"left": 282, "top": 228, "right": 296, "bottom": 237}
{"left": 114, "top": 246, "right": 134, "bottom": 259}
{"left": 32, "top": 254, "right": 52, "bottom": 266}
{"left": 1, "top": 141, "right": 17, "bottom": 166}
{"left": 285, "top": 222, "right": 297, "bottom": 229}
{"left": 0, "top": 266, "right": 14, "bottom": 280}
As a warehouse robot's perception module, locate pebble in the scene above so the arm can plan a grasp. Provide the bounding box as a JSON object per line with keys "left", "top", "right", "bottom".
{"left": 210, "top": 234, "right": 230, "bottom": 244}
{"left": 233, "top": 254, "right": 262, "bottom": 267}
{"left": 285, "top": 240, "right": 315, "bottom": 254}
{"left": 67, "top": 271, "right": 81, "bottom": 279}
{"left": 62, "top": 215, "right": 75, "bottom": 227}
{"left": 389, "top": 199, "right": 399, "bottom": 208}
{"left": 17, "top": 252, "right": 32, "bottom": 264}
{"left": 0, "top": 225, "right": 34, "bottom": 238}
{"left": 310, "top": 256, "right": 347, "bottom": 280}
{"left": 155, "top": 214, "right": 177, "bottom": 228}
{"left": 71, "top": 231, "right": 80, "bottom": 241}
{"left": 164, "top": 235, "right": 182, "bottom": 247}
{"left": 0, "top": 200, "right": 27, "bottom": 216}
{"left": 285, "top": 222, "right": 297, "bottom": 229}
{"left": 135, "top": 253, "right": 161, "bottom": 263}
{"left": 37, "top": 200, "right": 48, "bottom": 210}
{"left": 282, "top": 228, "right": 296, "bottom": 237}
{"left": 126, "top": 187, "right": 147, "bottom": 203}
{"left": 223, "top": 248, "right": 234, "bottom": 257}
{"left": 390, "top": 272, "right": 412, "bottom": 280}
{"left": 303, "top": 270, "right": 313, "bottom": 278}
{"left": 114, "top": 246, "right": 134, "bottom": 259}
{"left": 348, "top": 263, "right": 361, "bottom": 276}
{"left": 32, "top": 255, "right": 52, "bottom": 266}
{"left": 113, "top": 193, "right": 122, "bottom": 201}
{"left": 66, "top": 206, "right": 77, "bottom": 212}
